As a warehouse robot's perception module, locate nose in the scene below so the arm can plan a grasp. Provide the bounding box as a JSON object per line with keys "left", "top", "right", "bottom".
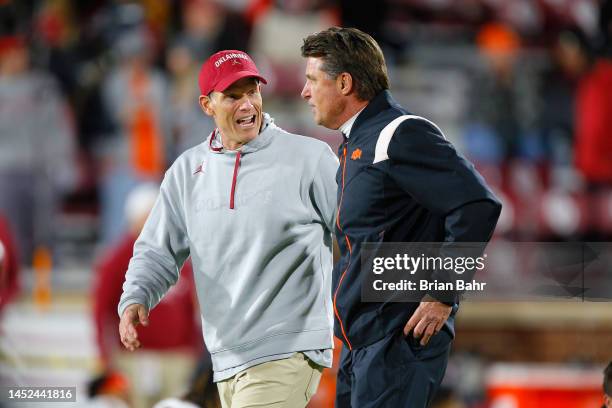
{"left": 238, "top": 96, "right": 254, "bottom": 111}
{"left": 300, "top": 83, "right": 310, "bottom": 100}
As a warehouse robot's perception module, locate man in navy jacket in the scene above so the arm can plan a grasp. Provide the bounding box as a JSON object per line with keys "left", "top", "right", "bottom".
{"left": 301, "top": 27, "right": 502, "bottom": 407}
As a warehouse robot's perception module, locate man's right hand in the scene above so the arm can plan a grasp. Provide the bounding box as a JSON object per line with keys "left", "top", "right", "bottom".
{"left": 119, "top": 303, "right": 149, "bottom": 351}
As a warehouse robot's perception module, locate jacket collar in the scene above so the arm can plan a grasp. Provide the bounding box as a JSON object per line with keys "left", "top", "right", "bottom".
{"left": 350, "top": 90, "right": 401, "bottom": 136}
{"left": 339, "top": 106, "right": 366, "bottom": 138}
{"left": 208, "top": 113, "right": 275, "bottom": 154}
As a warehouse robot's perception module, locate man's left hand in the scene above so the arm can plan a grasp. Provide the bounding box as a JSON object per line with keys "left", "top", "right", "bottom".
{"left": 403, "top": 296, "right": 452, "bottom": 346}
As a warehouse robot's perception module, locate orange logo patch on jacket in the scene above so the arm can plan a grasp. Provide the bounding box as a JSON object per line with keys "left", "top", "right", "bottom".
{"left": 351, "top": 148, "right": 362, "bottom": 160}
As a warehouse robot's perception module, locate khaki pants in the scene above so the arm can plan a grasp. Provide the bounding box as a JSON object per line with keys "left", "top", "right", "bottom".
{"left": 217, "top": 353, "right": 323, "bottom": 408}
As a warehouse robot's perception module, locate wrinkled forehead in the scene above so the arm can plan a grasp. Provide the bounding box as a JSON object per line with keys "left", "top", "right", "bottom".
{"left": 305, "top": 56, "right": 324, "bottom": 70}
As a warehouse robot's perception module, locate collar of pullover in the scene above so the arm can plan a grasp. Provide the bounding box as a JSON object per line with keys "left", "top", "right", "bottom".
{"left": 208, "top": 113, "right": 274, "bottom": 154}
{"left": 206, "top": 113, "right": 276, "bottom": 209}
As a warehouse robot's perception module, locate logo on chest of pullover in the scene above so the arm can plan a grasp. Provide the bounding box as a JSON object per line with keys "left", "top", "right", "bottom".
{"left": 193, "top": 162, "right": 206, "bottom": 175}
{"left": 351, "top": 148, "right": 363, "bottom": 160}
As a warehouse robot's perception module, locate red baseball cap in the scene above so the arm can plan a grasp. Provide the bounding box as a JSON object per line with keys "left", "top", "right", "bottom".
{"left": 198, "top": 50, "right": 267, "bottom": 96}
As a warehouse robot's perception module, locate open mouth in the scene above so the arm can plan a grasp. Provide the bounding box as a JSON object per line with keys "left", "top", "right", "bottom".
{"left": 236, "top": 115, "right": 256, "bottom": 128}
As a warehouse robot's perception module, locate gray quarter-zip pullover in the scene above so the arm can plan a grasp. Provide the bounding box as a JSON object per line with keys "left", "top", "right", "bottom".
{"left": 119, "top": 114, "right": 338, "bottom": 380}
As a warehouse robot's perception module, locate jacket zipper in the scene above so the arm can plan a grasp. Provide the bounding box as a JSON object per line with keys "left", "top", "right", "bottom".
{"left": 229, "top": 151, "right": 241, "bottom": 209}
{"left": 333, "top": 143, "right": 353, "bottom": 350}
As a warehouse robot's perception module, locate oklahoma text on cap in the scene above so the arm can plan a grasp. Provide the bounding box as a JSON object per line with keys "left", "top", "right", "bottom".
{"left": 198, "top": 50, "right": 268, "bottom": 96}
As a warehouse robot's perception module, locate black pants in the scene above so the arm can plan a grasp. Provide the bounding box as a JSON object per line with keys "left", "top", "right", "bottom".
{"left": 335, "top": 329, "right": 452, "bottom": 408}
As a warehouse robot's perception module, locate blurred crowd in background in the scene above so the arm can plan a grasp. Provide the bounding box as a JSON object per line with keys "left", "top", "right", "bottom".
{"left": 1, "top": 0, "right": 612, "bottom": 407}
{"left": 0, "top": 0, "right": 610, "bottom": 264}
{"left": 0, "top": 0, "right": 611, "bottom": 266}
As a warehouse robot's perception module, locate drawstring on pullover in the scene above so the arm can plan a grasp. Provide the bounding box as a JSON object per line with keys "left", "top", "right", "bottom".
{"left": 230, "top": 151, "right": 241, "bottom": 209}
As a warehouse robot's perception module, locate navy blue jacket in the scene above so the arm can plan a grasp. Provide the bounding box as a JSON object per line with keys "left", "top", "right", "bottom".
{"left": 333, "top": 90, "right": 501, "bottom": 350}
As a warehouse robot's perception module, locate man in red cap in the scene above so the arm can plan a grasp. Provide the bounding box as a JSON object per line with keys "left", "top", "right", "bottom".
{"left": 196, "top": 50, "right": 268, "bottom": 152}
{"left": 118, "top": 50, "right": 339, "bottom": 408}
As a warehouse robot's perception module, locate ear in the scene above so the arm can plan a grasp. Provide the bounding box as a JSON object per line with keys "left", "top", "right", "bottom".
{"left": 199, "top": 94, "right": 215, "bottom": 117}
{"left": 336, "top": 72, "right": 354, "bottom": 96}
